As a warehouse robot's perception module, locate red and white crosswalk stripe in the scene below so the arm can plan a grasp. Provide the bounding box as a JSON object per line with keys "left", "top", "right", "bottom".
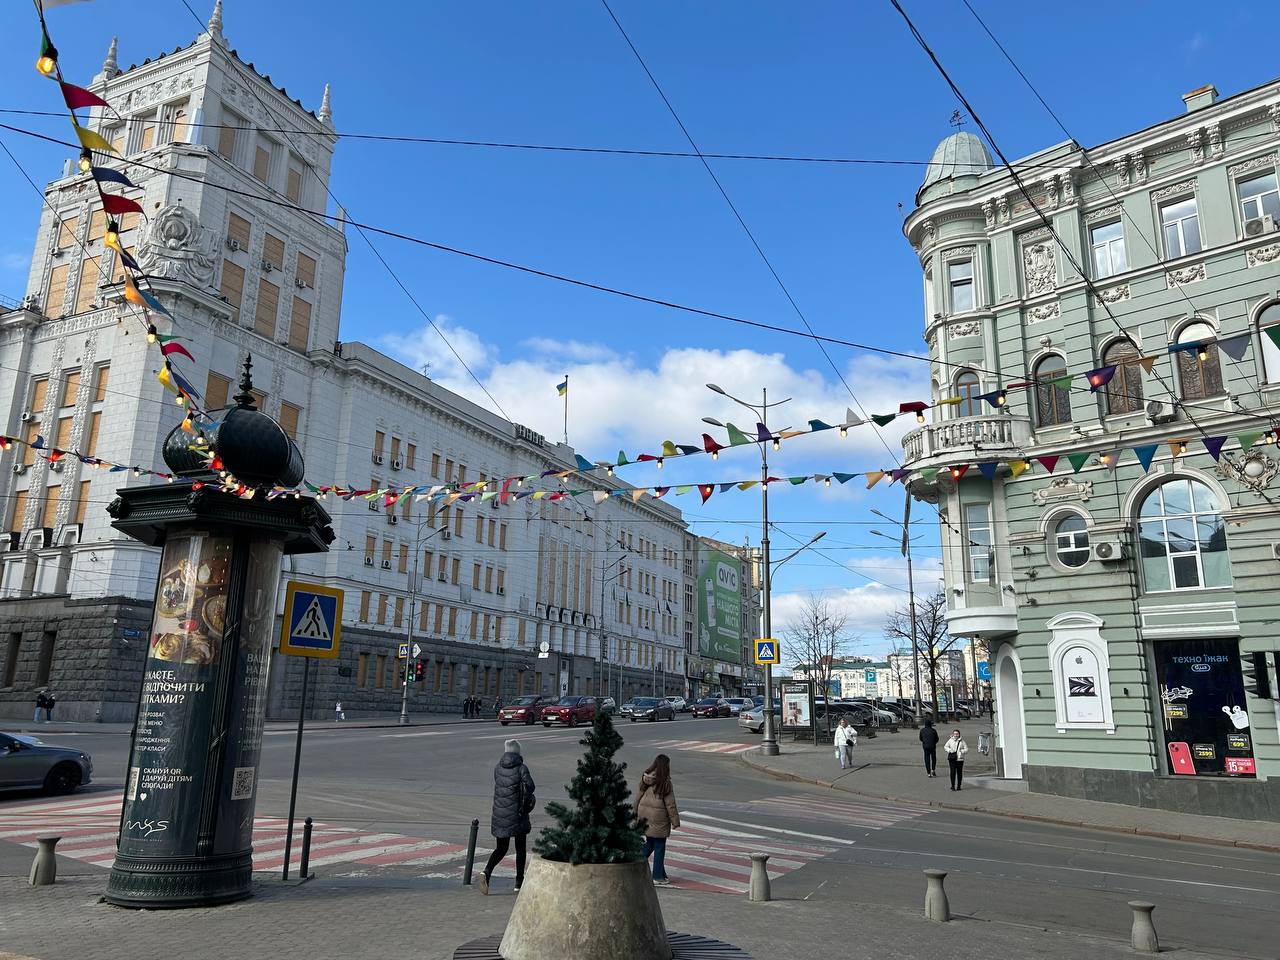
{"left": 751, "top": 794, "right": 928, "bottom": 829}
{"left": 649, "top": 739, "right": 757, "bottom": 755}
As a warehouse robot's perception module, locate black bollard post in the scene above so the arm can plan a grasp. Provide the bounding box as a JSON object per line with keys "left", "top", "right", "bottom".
{"left": 463, "top": 818, "right": 480, "bottom": 885}
{"left": 299, "top": 817, "right": 314, "bottom": 882}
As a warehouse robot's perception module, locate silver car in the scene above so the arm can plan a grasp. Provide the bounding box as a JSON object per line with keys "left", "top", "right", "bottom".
{"left": 0, "top": 732, "right": 93, "bottom": 794}
{"left": 738, "top": 704, "right": 765, "bottom": 733}
{"left": 723, "top": 697, "right": 751, "bottom": 716}
{"left": 663, "top": 696, "right": 688, "bottom": 713}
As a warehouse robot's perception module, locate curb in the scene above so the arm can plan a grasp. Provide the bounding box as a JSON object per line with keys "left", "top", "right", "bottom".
{"left": 738, "top": 751, "right": 1280, "bottom": 854}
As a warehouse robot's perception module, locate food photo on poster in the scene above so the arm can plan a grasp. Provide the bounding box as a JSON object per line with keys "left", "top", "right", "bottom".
{"left": 1154, "top": 638, "right": 1256, "bottom": 778}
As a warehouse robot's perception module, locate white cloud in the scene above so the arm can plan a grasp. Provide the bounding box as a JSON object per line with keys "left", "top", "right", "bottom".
{"left": 377, "top": 317, "right": 930, "bottom": 466}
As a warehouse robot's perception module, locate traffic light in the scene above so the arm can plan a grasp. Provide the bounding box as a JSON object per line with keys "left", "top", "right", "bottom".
{"left": 414, "top": 660, "right": 426, "bottom": 682}
{"left": 1242, "top": 651, "right": 1271, "bottom": 700}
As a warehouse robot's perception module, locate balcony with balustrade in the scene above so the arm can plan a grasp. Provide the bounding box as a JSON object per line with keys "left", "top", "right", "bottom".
{"left": 901, "top": 413, "right": 1034, "bottom": 496}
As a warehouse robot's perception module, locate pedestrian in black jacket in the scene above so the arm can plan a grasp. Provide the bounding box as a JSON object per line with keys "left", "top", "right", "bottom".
{"left": 480, "top": 739, "right": 535, "bottom": 895}
{"left": 919, "top": 718, "right": 939, "bottom": 777}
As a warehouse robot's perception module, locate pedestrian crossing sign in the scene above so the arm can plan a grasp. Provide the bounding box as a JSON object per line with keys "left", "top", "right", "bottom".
{"left": 754, "top": 638, "right": 780, "bottom": 665}
{"left": 279, "top": 581, "right": 343, "bottom": 659}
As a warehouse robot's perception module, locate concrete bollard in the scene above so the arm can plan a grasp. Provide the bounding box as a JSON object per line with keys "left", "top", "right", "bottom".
{"left": 748, "top": 854, "right": 771, "bottom": 902}
{"left": 923, "top": 868, "right": 950, "bottom": 921}
{"left": 1128, "top": 901, "right": 1159, "bottom": 953}
{"left": 29, "top": 836, "right": 60, "bottom": 886}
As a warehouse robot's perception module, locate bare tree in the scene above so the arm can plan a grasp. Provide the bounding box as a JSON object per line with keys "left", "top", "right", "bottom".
{"left": 883, "top": 589, "right": 957, "bottom": 718}
{"left": 783, "top": 593, "right": 851, "bottom": 699}
{"left": 884, "top": 648, "right": 911, "bottom": 698}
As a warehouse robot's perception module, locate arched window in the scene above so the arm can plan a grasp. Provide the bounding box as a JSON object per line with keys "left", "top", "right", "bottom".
{"left": 1051, "top": 514, "right": 1090, "bottom": 568}
{"left": 955, "top": 370, "right": 981, "bottom": 418}
{"left": 1176, "top": 320, "right": 1223, "bottom": 401}
{"left": 1033, "top": 355, "right": 1071, "bottom": 426}
{"left": 1138, "top": 478, "right": 1230, "bottom": 592}
{"left": 1258, "top": 301, "right": 1280, "bottom": 383}
{"left": 1102, "top": 339, "right": 1143, "bottom": 415}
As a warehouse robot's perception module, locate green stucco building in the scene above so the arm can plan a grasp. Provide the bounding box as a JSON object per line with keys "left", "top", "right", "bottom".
{"left": 903, "top": 80, "right": 1280, "bottom": 820}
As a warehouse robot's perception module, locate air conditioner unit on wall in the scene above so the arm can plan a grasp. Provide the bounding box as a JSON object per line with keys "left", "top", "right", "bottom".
{"left": 295, "top": 278, "right": 310, "bottom": 289}
{"left": 1244, "top": 215, "right": 1277, "bottom": 238}
{"left": 12, "top": 464, "right": 26, "bottom": 475}
{"left": 381, "top": 559, "right": 392, "bottom": 570}
{"left": 20, "top": 412, "right": 33, "bottom": 423}
{"left": 261, "top": 259, "right": 275, "bottom": 272}
{"left": 391, "top": 459, "right": 403, "bottom": 471}
{"left": 364, "top": 556, "right": 374, "bottom": 567}
{"left": 225, "top": 237, "right": 240, "bottom": 251}
{"left": 373, "top": 454, "right": 385, "bottom": 466}
{"left": 1145, "top": 399, "right": 1177, "bottom": 425}
{"left": 438, "top": 571, "right": 448, "bottom": 582}
{"left": 441, "top": 530, "right": 452, "bottom": 541}
{"left": 387, "top": 514, "right": 398, "bottom": 525}
{"left": 1091, "top": 539, "right": 1126, "bottom": 563}
{"left": 368, "top": 501, "right": 379, "bottom": 511}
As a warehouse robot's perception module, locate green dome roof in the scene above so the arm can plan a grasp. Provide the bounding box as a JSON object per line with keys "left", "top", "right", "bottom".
{"left": 918, "top": 132, "right": 993, "bottom": 200}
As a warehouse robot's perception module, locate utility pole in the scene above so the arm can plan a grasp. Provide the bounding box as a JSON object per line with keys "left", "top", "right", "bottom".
{"left": 401, "top": 520, "right": 445, "bottom": 725}
{"left": 872, "top": 490, "right": 922, "bottom": 718}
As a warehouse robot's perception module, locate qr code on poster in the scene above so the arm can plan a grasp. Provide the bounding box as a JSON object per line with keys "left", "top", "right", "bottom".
{"left": 127, "top": 767, "right": 140, "bottom": 801}
{"left": 230, "top": 767, "right": 255, "bottom": 801}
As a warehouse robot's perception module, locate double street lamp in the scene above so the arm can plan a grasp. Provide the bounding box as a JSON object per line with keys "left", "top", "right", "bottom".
{"left": 870, "top": 497, "right": 923, "bottom": 719}
{"left": 402, "top": 518, "right": 449, "bottom": 725}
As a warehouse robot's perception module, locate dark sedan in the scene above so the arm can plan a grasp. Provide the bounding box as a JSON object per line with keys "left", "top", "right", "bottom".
{"left": 498, "top": 695, "right": 548, "bottom": 725}
{"left": 541, "top": 696, "right": 596, "bottom": 727}
{"left": 691, "top": 697, "right": 731, "bottom": 718}
{"left": 627, "top": 698, "right": 676, "bottom": 722}
{"left": 0, "top": 732, "right": 93, "bottom": 794}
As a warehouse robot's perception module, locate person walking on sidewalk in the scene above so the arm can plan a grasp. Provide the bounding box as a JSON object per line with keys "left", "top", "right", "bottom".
{"left": 34, "top": 690, "right": 49, "bottom": 723}
{"left": 834, "top": 717, "right": 857, "bottom": 770}
{"left": 334, "top": 701, "right": 345, "bottom": 722}
{"left": 919, "top": 718, "right": 939, "bottom": 777}
{"left": 636, "top": 753, "right": 680, "bottom": 886}
{"left": 944, "top": 729, "right": 969, "bottom": 790}
{"left": 480, "top": 739, "right": 535, "bottom": 895}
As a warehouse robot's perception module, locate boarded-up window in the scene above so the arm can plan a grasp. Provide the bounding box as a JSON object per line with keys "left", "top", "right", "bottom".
{"left": 253, "top": 144, "right": 270, "bottom": 183}
{"left": 390, "top": 437, "right": 401, "bottom": 464}
{"left": 9, "top": 490, "right": 28, "bottom": 532}
{"left": 374, "top": 431, "right": 385, "bottom": 458}
{"left": 398, "top": 544, "right": 409, "bottom": 574}
{"left": 394, "top": 596, "right": 404, "bottom": 628}
{"left": 205, "top": 372, "right": 231, "bottom": 411}
{"left": 381, "top": 540, "right": 392, "bottom": 566}
{"left": 56, "top": 216, "right": 78, "bottom": 248}
{"left": 263, "top": 233, "right": 285, "bottom": 271}
{"left": 74, "top": 258, "right": 99, "bottom": 313}
{"left": 287, "top": 297, "right": 311, "bottom": 351}
{"left": 41, "top": 490, "right": 60, "bottom": 529}
{"left": 250, "top": 389, "right": 267, "bottom": 410}
{"left": 86, "top": 412, "right": 102, "bottom": 456}
{"left": 254, "top": 277, "right": 279, "bottom": 337}
{"left": 287, "top": 166, "right": 302, "bottom": 203}
{"left": 30, "top": 378, "right": 48, "bottom": 415}
{"left": 45, "top": 264, "right": 68, "bottom": 316}
{"left": 117, "top": 211, "right": 140, "bottom": 233}
{"left": 357, "top": 652, "right": 368, "bottom": 685}
{"left": 74, "top": 481, "right": 91, "bottom": 524}
{"left": 227, "top": 213, "right": 251, "bottom": 250}
{"left": 139, "top": 123, "right": 156, "bottom": 151}
{"left": 296, "top": 252, "right": 316, "bottom": 288}
{"left": 61, "top": 371, "right": 81, "bottom": 407}
{"left": 220, "top": 260, "right": 245, "bottom": 318}
{"left": 278, "top": 402, "right": 300, "bottom": 440}
{"left": 88, "top": 210, "right": 106, "bottom": 242}
{"left": 376, "top": 596, "right": 387, "bottom": 627}
{"left": 171, "top": 109, "right": 188, "bottom": 143}
{"left": 218, "top": 118, "right": 237, "bottom": 159}
{"left": 365, "top": 535, "right": 376, "bottom": 559}
{"left": 406, "top": 443, "right": 416, "bottom": 470}
{"left": 108, "top": 126, "right": 126, "bottom": 153}
{"left": 93, "top": 366, "right": 109, "bottom": 402}
{"left": 55, "top": 417, "right": 73, "bottom": 450}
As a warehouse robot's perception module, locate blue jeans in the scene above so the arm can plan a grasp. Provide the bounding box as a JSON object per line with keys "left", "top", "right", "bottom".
{"left": 643, "top": 836, "right": 668, "bottom": 880}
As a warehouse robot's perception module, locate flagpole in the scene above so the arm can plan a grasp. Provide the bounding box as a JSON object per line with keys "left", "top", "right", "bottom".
{"left": 562, "top": 373, "right": 569, "bottom": 445}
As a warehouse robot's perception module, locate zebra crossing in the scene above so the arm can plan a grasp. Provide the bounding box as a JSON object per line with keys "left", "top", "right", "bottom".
{"left": 648, "top": 739, "right": 758, "bottom": 756}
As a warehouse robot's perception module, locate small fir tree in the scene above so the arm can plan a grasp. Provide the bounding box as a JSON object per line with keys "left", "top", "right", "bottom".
{"left": 534, "top": 709, "right": 646, "bottom": 864}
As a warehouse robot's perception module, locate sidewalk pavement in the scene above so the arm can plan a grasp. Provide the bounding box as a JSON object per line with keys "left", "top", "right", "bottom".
{"left": 0, "top": 872, "right": 1230, "bottom": 960}
{"left": 4, "top": 714, "right": 495, "bottom": 736}
{"left": 742, "top": 720, "right": 1280, "bottom": 852}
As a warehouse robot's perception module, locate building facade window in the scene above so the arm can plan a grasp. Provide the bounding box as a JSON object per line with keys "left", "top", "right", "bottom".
{"left": 963, "top": 502, "right": 993, "bottom": 584}
{"left": 1102, "top": 339, "right": 1143, "bottom": 415}
{"left": 1033, "top": 355, "right": 1072, "bottom": 426}
{"left": 1237, "top": 170, "right": 1279, "bottom": 223}
{"left": 1153, "top": 638, "right": 1255, "bottom": 778}
{"left": 954, "top": 370, "right": 981, "bottom": 417}
{"left": 947, "top": 259, "right": 974, "bottom": 313}
{"left": 1160, "top": 196, "right": 1202, "bottom": 259}
{"left": 1052, "top": 514, "right": 1090, "bottom": 568}
{"left": 1258, "top": 301, "right": 1280, "bottom": 382}
{"left": 1089, "top": 221, "right": 1127, "bottom": 278}
{"left": 1138, "top": 477, "right": 1229, "bottom": 592}
{"left": 1175, "top": 320, "right": 1223, "bottom": 401}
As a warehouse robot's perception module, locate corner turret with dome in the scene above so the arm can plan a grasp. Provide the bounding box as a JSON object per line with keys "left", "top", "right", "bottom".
{"left": 917, "top": 130, "right": 994, "bottom": 203}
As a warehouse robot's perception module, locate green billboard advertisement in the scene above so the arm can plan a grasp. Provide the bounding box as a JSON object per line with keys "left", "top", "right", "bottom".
{"left": 698, "top": 549, "right": 742, "bottom": 664}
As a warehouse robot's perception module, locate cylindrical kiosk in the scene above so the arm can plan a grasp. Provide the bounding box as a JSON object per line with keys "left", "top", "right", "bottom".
{"left": 104, "top": 358, "right": 333, "bottom": 908}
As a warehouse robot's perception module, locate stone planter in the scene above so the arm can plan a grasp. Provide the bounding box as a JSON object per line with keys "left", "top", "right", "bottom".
{"left": 499, "top": 856, "right": 672, "bottom": 960}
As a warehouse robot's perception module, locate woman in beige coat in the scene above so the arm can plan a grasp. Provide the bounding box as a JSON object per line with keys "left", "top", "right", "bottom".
{"left": 636, "top": 753, "right": 680, "bottom": 885}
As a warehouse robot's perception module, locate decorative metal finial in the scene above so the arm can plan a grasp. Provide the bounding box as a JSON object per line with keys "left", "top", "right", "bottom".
{"left": 949, "top": 109, "right": 967, "bottom": 130}
{"left": 318, "top": 83, "right": 333, "bottom": 126}
{"left": 103, "top": 37, "right": 119, "bottom": 79}
{"left": 233, "top": 354, "right": 256, "bottom": 409}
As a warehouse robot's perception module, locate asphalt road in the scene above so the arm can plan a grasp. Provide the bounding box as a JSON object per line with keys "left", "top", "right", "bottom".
{"left": 4, "top": 715, "right": 1279, "bottom": 959}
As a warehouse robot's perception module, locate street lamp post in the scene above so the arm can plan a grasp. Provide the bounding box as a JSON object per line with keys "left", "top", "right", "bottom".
{"left": 402, "top": 520, "right": 447, "bottom": 725}
{"left": 871, "top": 493, "right": 924, "bottom": 719}
{"left": 704, "top": 384, "right": 824, "bottom": 757}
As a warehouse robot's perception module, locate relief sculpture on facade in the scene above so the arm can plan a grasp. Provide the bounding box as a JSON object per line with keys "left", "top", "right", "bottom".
{"left": 1031, "top": 477, "right": 1094, "bottom": 506}
{"left": 136, "top": 202, "right": 218, "bottom": 289}
{"left": 1022, "top": 240, "right": 1056, "bottom": 297}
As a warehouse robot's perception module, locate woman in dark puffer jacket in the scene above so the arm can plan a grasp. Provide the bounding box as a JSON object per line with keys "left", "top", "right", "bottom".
{"left": 480, "top": 739, "right": 536, "bottom": 894}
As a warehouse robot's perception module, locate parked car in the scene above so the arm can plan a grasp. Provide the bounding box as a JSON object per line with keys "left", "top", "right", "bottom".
{"left": 664, "top": 696, "right": 688, "bottom": 713}
{"left": 750, "top": 695, "right": 765, "bottom": 707}
{"left": 628, "top": 698, "right": 676, "bottom": 722}
{"left": 738, "top": 704, "right": 765, "bottom": 733}
{"left": 723, "top": 697, "right": 751, "bottom": 716}
{"left": 0, "top": 732, "right": 93, "bottom": 795}
{"left": 541, "top": 696, "right": 596, "bottom": 727}
{"left": 691, "top": 697, "right": 731, "bottom": 718}
{"left": 498, "top": 695, "right": 548, "bottom": 726}
{"left": 618, "top": 697, "right": 643, "bottom": 719}
{"left": 597, "top": 696, "right": 617, "bottom": 715}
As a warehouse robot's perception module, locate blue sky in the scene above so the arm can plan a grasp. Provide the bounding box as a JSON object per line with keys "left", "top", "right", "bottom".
{"left": 0, "top": 1, "right": 1269, "bottom": 651}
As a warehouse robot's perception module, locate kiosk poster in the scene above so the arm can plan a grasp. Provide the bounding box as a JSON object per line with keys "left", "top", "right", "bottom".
{"left": 781, "top": 680, "right": 813, "bottom": 730}
{"left": 1153, "top": 638, "right": 1255, "bottom": 778}
{"left": 119, "top": 534, "right": 233, "bottom": 857}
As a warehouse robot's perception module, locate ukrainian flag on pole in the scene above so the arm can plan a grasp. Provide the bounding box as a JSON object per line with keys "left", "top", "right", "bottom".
{"left": 556, "top": 377, "right": 568, "bottom": 397}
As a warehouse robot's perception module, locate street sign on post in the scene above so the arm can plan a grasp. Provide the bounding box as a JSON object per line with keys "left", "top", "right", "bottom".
{"left": 279, "top": 582, "right": 343, "bottom": 659}
{"left": 754, "top": 638, "right": 780, "bottom": 665}
{"left": 537, "top": 640, "right": 551, "bottom": 660}
{"left": 412, "top": 642, "right": 422, "bottom": 659}
{"left": 977, "top": 660, "right": 991, "bottom": 682}
{"left": 397, "top": 642, "right": 409, "bottom": 659}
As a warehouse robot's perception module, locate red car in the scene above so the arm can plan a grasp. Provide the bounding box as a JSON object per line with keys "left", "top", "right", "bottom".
{"left": 541, "top": 695, "right": 597, "bottom": 727}
{"left": 691, "top": 697, "right": 731, "bottom": 718}
{"left": 499, "top": 695, "right": 548, "bottom": 726}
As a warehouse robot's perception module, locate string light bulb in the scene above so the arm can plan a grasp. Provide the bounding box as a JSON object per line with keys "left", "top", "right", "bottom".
{"left": 1197, "top": 345, "right": 1209, "bottom": 362}
{"left": 838, "top": 426, "right": 848, "bottom": 438}
{"left": 916, "top": 411, "right": 926, "bottom": 424}
{"left": 823, "top": 476, "right": 831, "bottom": 487}
{"left": 1099, "top": 453, "right": 1111, "bottom": 466}
{"left": 710, "top": 450, "right": 719, "bottom": 461}
{"left": 606, "top": 466, "right": 614, "bottom": 477}
{"left": 132, "top": 467, "right": 141, "bottom": 477}
{"left": 950, "top": 465, "right": 964, "bottom": 480}
{"left": 995, "top": 390, "right": 1007, "bottom": 407}
{"left": 772, "top": 438, "right": 781, "bottom": 451}
{"left": 1267, "top": 430, "right": 1277, "bottom": 445}
{"left": 35, "top": 35, "right": 58, "bottom": 77}
{"left": 656, "top": 458, "right": 663, "bottom": 470}
{"left": 1175, "top": 440, "right": 1188, "bottom": 455}
{"left": 0, "top": 438, "right": 10, "bottom": 451}
{"left": 78, "top": 149, "right": 92, "bottom": 174}
{"left": 146, "top": 326, "right": 158, "bottom": 343}
{"left": 105, "top": 220, "right": 119, "bottom": 247}
{"left": 180, "top": 416, "right": 193, "bottom": 432}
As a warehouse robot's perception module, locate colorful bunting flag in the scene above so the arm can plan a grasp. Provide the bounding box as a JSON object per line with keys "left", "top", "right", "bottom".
{"left": 871, "top": 414, "right": 897, "bottom": 427}
{"left": 1008, "top": 460, "right": 1030, "bottom": 478}
{"left": 1037, "top": 455, "right": 1060, "bottom": 473}
{"left": 58, "top": 80, "right": 111, "bottom": 110}
{"left": 1133, "top": 445, "right": 1158, "bottom": 472}
{"left": 977, "top": 462, "right": 998, "bottom": 480}
{"left": 1202, "top": 436, "right": 1227, "bottom": 461}
{"left": 1237, "top": 432, "right": 1263, "bottom": 451}
{"left": 698, "top": 484, "right": 714, "bottom": 504}
{"left": 1085, "top": 366, "right": 1117, "bottom": 391}
{"left": 1218, "top": 333, "right": 1251, "bottom": 362}
{"left": 1067, "top": 452, "right": 1090, "bottom": 473}
{"left": 72, "top": 122, "right": 116, "bottom": 154}
{"left": 865, "top": 471, "right": 886, "bottom": 489}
